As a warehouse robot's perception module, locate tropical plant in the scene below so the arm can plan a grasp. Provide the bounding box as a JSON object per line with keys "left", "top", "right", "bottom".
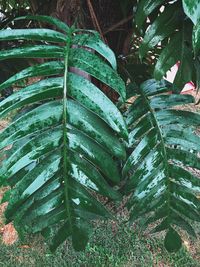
{"left": 123, "top": 77, "right": 200, "bottom": 252}
{"left": 136, "top": 0, "right": 200, "bottom": 91}
{"left": 0, "top": 15, "right": 127, "bottom": 251}
{"left": 0, "top": 12, "right": 200, "bottom": 253}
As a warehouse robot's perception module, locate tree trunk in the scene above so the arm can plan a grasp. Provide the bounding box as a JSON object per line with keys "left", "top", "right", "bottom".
{"left": 29, "top": 0, "right": 133, "bottom": 55}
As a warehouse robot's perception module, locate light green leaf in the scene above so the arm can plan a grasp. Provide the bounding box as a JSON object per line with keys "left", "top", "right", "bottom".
{"left": 193, "top": 20, "right": 200, "bottom": 54}
{"left": 182, "top": 0, "right": 200, "bottom": 25}
{"left": 0, "top": 29, "right": 66, "bottom": 43}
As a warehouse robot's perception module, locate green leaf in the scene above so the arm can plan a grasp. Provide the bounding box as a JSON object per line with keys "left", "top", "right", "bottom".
{"left": 164, "top": 228, "right": 182, "bottom": 253}
{"left": 156, "top": 110, "right": 200, "bottom": 128}
{"left": 169, "top": 165, "right": 200, "bottom": 194}
{"left": 154, "top": 32, "right": 182, "bottom": 80}
{"left": 154, "top": 26, "right": 194, "bottom": 92}
{"left": 0, "top": 75, "right": 127, "bottom": 139}
{"left": 72, "top": 34, "right": 117, "bottom": 69}
{"left": 136, "top": 0, "right": 165, "bottom": 29}
{"left": 68, "top": 73, "right": 128, "bottom": 138}
{"left": 0, "top": 29, "right": 66, "bottom": 43}
{"left": 193, "top": 20, "right": 200, "bottom": 54}
{"left": 140, "top": 79, "right": 172, "bottom": 96}
{"left": 136, "top": 0, "right": 198, "bottom": 91}
{"left": 1, "top": 189, "right": 11, "bottom": 204}
{"left": 194, "top": 57, "right": 200, "bottom": 92}
{"left": 139, "top": 4, "right": 182, "bottom": 59}
{"left": 0, "top": 61, "right": 64, "bottom": 92}
{"left": 167, "top": 148, "right": 200, "bottom": 170}
{"left": 0, "top": 18, "right": 127, "bottom": 252}
{"left": 173, "top": 43, "right": 194, "bottom": 91}
{"left": 69, "top": 48, "right": 126, "bottom": 100}
{"left": 150, "top": 94, "right": 194, "bottom": 109}
{"left": 49, "top": 222, "right": 71, "bottom": 252}
{"left": 0, "top": 46, "right": 64, "bottom": 60}
{"left": 171, "top": 212, "right": 196, "bottom": 238}
{"left": 15, "top": 15, "right": 69, "bottom": 32}
{"left": 182, "top": 0, "right": 200, "bottom": 25}
{"left": 124, "top": 77, "right": 200, "bottom": 252}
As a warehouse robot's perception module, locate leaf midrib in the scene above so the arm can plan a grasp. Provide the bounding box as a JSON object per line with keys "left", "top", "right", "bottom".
{"left": 138, "top": 86, "right": 172, "bottom": 225}
{"left": 63, "top": 30, "right": 73, "bottom": 234}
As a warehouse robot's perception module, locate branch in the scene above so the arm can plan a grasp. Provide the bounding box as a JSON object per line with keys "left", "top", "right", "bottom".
{"left": 104, "top": 15, "right": 133, "bottom": 34}
{"left": 86, "top": 0, "right": 107, "bottom": 44}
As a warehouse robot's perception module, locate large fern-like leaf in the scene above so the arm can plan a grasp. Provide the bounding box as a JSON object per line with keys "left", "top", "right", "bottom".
{"left": 0, "top": 16, "right": 128, "bottom": 251}
{"left": 123, "top": 78, "right": 200, "bottom": 252}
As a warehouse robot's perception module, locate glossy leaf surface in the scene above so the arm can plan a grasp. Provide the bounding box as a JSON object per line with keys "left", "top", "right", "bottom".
{"left": 136, "top": 0, "right": 198, "bottom": 92}
{"left": 0, "top": 16, "right": 127, "bottom": 251}
{"left": 135, "top": 0, "right": 165, "bottom": 29}
{"left": 193, "top": 20, "right": 200, "bottom": 54}
{"left": 182, "top": 0, "right": 200, "bottom": 25}
{"left": 139, "top": 4, "right": 181, "bottom": 60}
{"left": 124, "top": 78, "right": 200, "bottom": 252}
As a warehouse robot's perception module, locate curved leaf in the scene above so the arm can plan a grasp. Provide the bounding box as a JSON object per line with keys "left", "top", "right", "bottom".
{"left": 0, "top": 29, "right": 66, "bottom": 43}
{"left": 164, "top": 228, "right": 182, "bottom": 253}
{"left": 0, "top": 61, "right": 65, "bottom": 92}
{"left": 15, "top": 15, "right": 69, "bottom": 32}
{"left": 73, "top": 33, "right": 117, "bottom": 69}
{"left": 136, "top": 0, "right": 197, "bottom": 92}
{"left": 193, "top": 20, "right": 200, "bottom": 54}
{"left": 154, "top": 32, "right": 182, "bottom": 80}
{"left": 124, "top": 78, "right": 200, "bottom": 252}
{"left": 0, "top": 18, "right": 127, "bottom": 251}
{"left": 69, "top": 48, "right": 126, "bottom": 100}
{"left": 136, "top": 0, "right": 165, "bottom": 29}
{"left": 182, "top": 0, "right": 200, "bottom": 25}
{"left": 139, "top": 4, "right": 182, "bottom": 59}
{"left": 0, "top": 45, "right": 64, "bottom": 60}
{"left": 0, "top": 74, "right": 127, "bottom": 138}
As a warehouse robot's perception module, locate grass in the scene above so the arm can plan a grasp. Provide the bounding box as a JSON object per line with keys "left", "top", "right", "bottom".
{"left": 0, "top": 219, "right": 200, "bottom": 267}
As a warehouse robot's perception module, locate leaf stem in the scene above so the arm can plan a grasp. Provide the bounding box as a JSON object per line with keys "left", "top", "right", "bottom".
{"left": 137, "top": 86, "right": 171, "bottom": 227}
{"left": 63, "top": 29, "right": 72, "bottom": 231}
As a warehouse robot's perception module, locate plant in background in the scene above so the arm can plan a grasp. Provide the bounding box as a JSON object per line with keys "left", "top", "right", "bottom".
{"left": 136, "top": 0, "right": 200, "bottom": 91}
{"left": 0, "top": 3, "right": 32, "bottom": 99}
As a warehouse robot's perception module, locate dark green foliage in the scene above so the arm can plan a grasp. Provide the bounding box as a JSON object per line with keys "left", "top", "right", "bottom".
{"left": 0, "top": 14, "right": 200, "bottom": 254}
{"left": 182, "top": 0, "right": 200, "bottom": 55}
{"left": 123, "top": 78, "right": 200, "bottom": 252}
{"left": 0, "top": 16, "right": 127, "bottom": 251}
{"left": 136, "top": 0, "right": 200, "bottom": 91}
